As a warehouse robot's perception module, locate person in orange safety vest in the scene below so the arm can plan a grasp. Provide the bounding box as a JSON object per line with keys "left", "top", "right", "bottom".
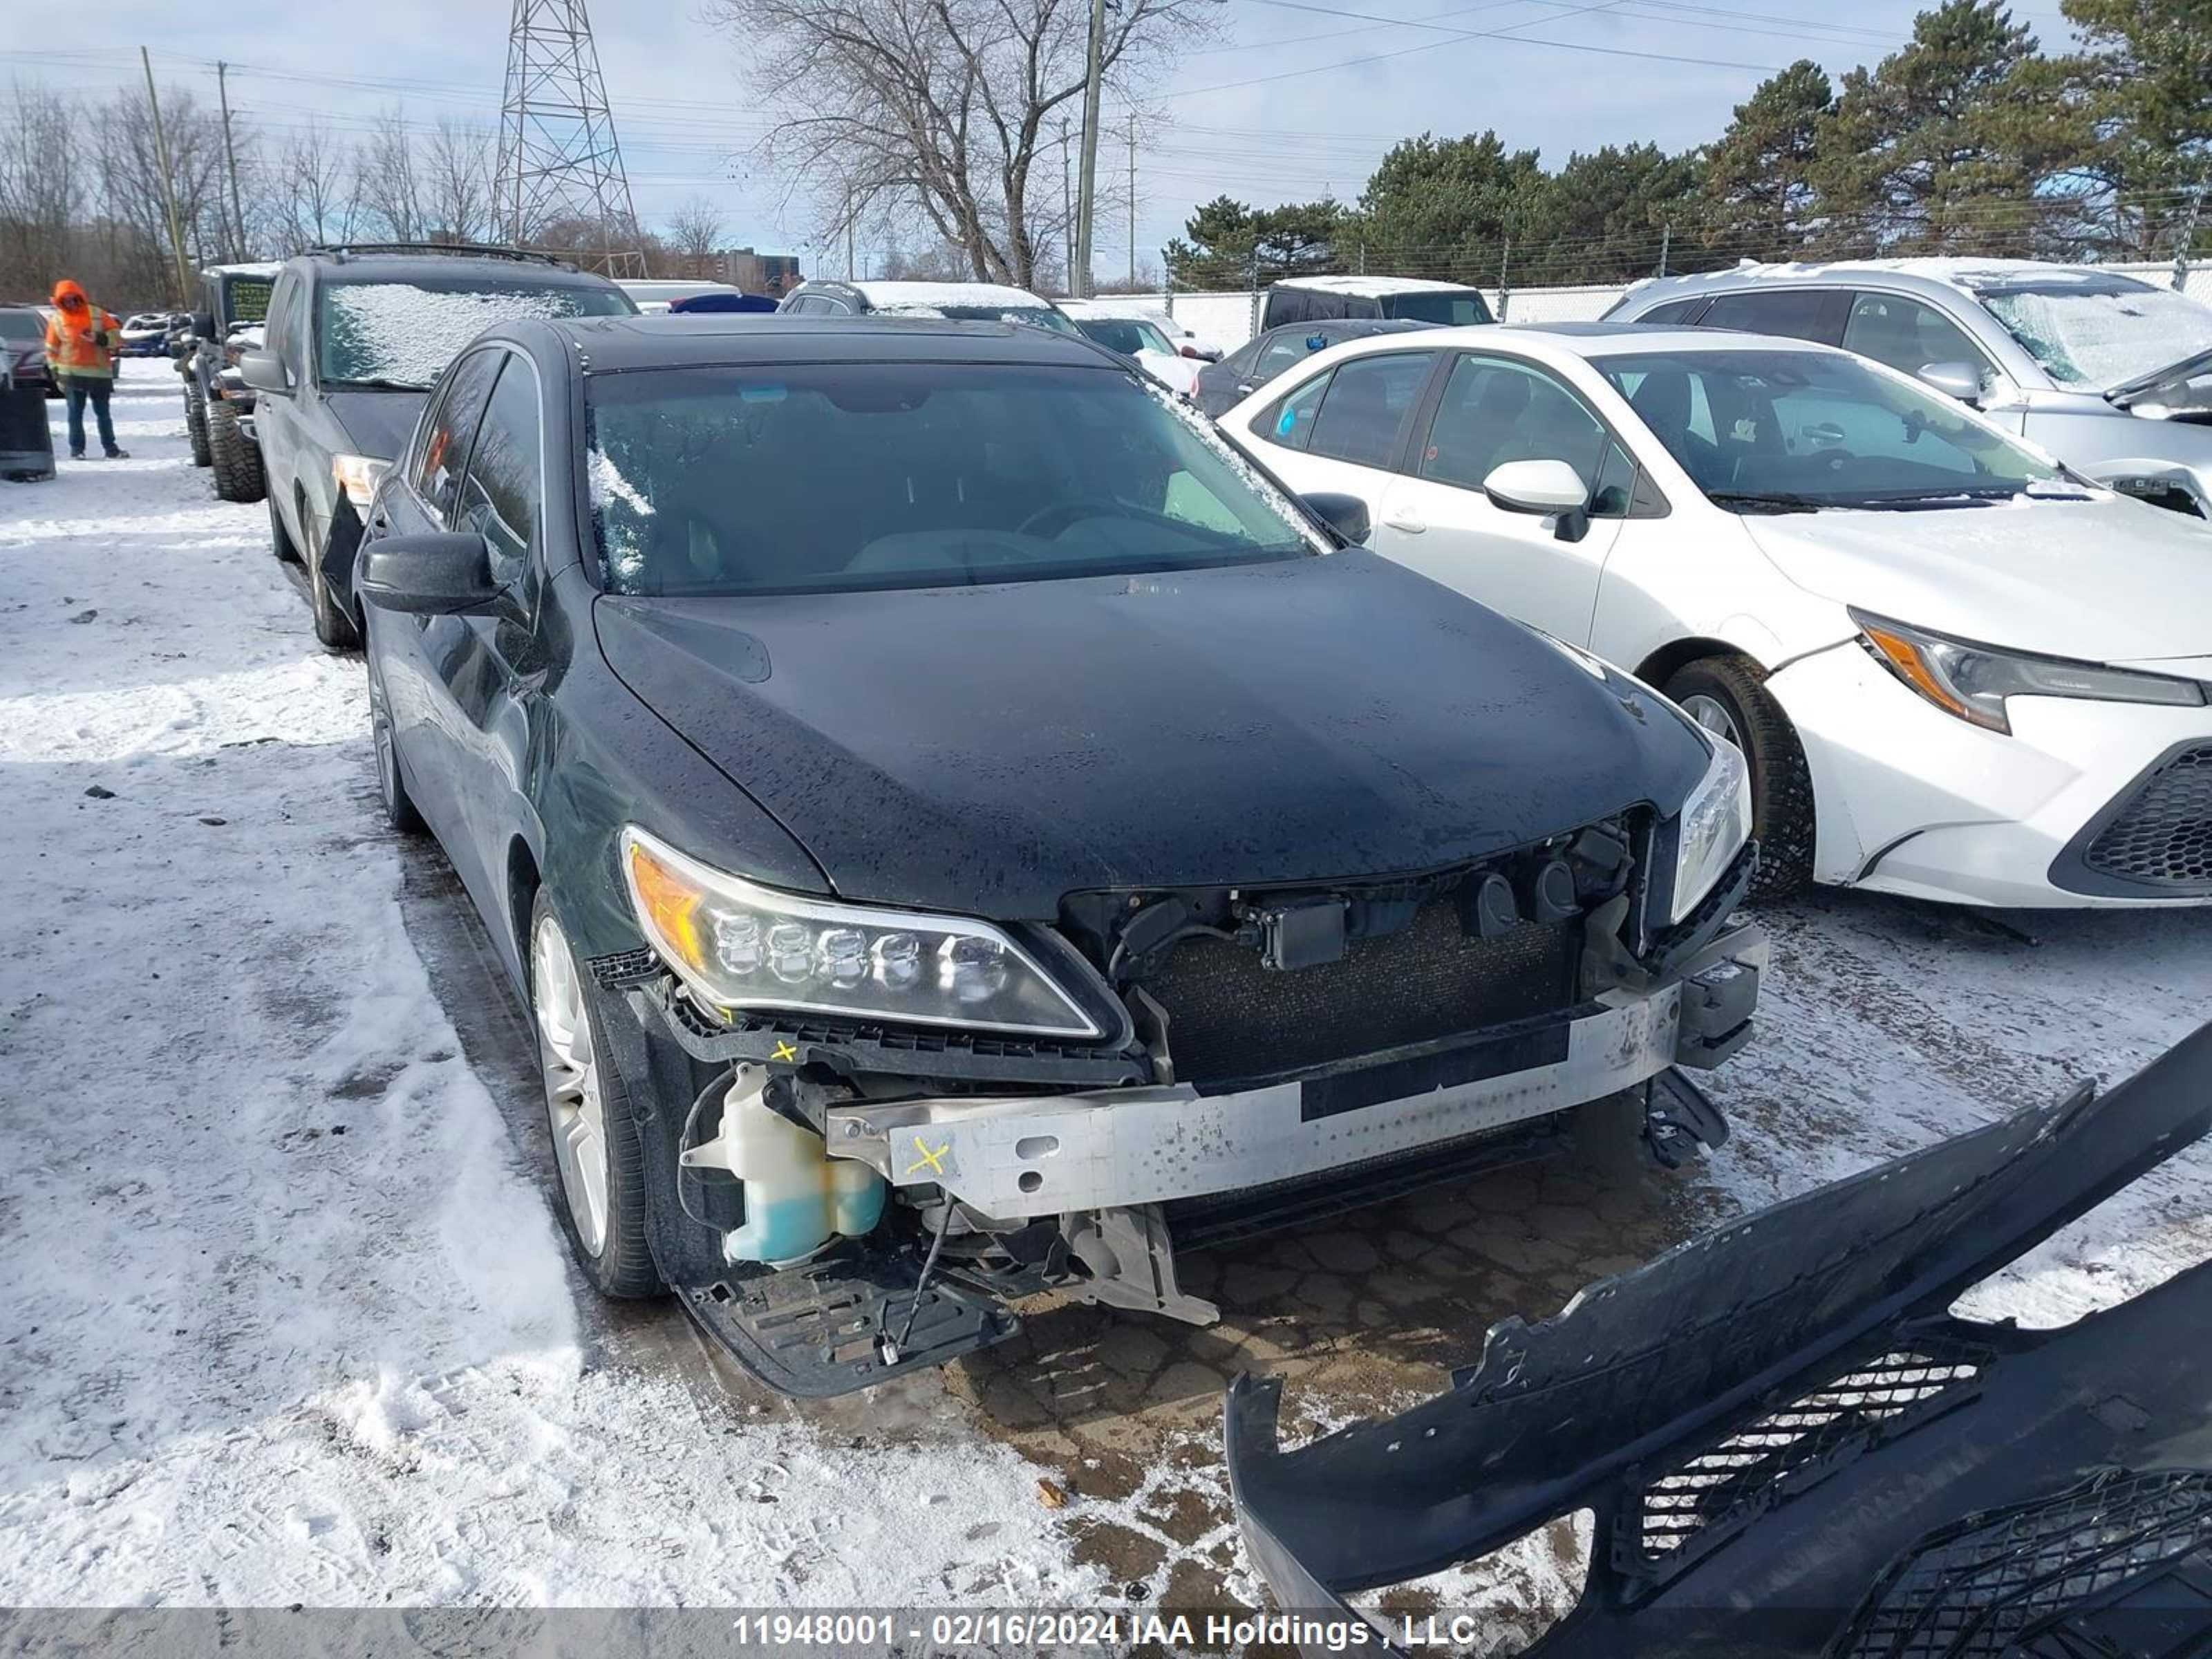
{"left": 44, "top": 279, "right": 129, "bottom": 460}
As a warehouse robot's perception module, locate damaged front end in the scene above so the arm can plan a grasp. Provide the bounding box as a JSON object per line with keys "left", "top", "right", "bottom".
{"left": 601, "top": 807, "right": 1764, "bottom": 1398}
{"left": 1224, "top": 1024, "right": 2212, "bottom": 1657}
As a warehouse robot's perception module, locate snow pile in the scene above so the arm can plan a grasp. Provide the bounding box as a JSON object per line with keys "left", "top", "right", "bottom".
{"left": 0, "top": 386, "right": 1103, "bottom": 1608}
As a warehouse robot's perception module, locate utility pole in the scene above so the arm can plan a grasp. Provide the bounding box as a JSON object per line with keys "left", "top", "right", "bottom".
{"left": 1656, "top": 222, "right": 1671, "bottom": 279}
{"left": 1127, "top": 113, "right": 1137, "bottom": 290}
{"left": 216, "top": 61, "right": 246, "bottom": 263}
{"left": 1071, "top": 0, "right": 1106, "bottom": 299}
{"left": 140, "top": 48, "right": 194, "bottom": 307}
{"left": 1496, "top": 236, "right": 1512, "bottom": 322}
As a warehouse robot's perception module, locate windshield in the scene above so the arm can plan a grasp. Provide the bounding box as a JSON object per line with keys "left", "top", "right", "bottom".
{"left": 585, "top": 362, "right": 1321, "bottom": 597}
{"left": 0, "top": 311, "right": 41, "bottom": 341}
{"left": 317, "top": 277, "right": 632, "bottom": 388}
{"left": 1599, "top": 348, "right": 2065, "bottom": 510}
{"left": 1383, "top": 291, "right": 1492, "bottom": 326}
{"left": 1074, "top": 317, "right": 1178, "bottom": 357}
{"left": 1974, "top": 278, "right": 2212, "bottom": 390}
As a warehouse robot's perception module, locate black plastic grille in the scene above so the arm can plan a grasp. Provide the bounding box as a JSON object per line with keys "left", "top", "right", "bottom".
{"left": 1631, "top": 1338, "right": 1988, "bottom": 1573}
{"left": 2083, "top": 745, "right": 2212, "bottom": 888}
{"left": 1141, "top": 901, "right": 1579, "bottom": 1087}
{"left": 1833, "top": 1468, "right": 2212, "bottom": 1659}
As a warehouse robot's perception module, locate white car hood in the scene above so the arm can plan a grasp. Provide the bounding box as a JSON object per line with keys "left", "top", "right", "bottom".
{"left": 1134, "top": 348, "right": 1202, "bottom": 397}
{"left": 1743, "top": 496, "right": 2212, "bottom": 668}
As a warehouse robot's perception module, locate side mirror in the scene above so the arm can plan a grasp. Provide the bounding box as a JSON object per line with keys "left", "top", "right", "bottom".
{"left": 238, "top": 349, "right": 290, "bottom": 395}
{"left": 1918, "top": 362, "right": 1983, "bottom": 406}
{"left": 190, "top": 310, "right": 216, "bottom": 339}
{"left": 1302, "top": 490, "right": 1371, "bottom": 546}
{"left": 1483, "top": 458, "right": 1592, "bottom": 541}
{"left": 357, "top": 532, "right": 503, "bottom": 615}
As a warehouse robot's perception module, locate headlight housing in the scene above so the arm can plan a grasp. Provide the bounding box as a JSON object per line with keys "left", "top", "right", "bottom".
{"left": 1670, "top": 733, "right": 1752, "bottom": 924}
{"left": 619, "top": 826, "right": 1104, "bottom": 1040}
{"left": 1854, "top": 610, "right": 2204, "bottom": 735}
{"left": 332, "top": 453, "right": 391, "bottom": 512}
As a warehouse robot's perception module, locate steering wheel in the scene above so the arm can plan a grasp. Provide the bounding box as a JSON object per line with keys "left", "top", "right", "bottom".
{"left": 1015, "top": 498, "right": 1126, "bottom": 538}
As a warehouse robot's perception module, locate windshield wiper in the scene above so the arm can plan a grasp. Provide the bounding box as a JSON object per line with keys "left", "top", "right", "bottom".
{"left": 1705, "top": 490, "right": 1833, "bottom": 514}
{"left": 326, "top": 375, "right": 433, "bottom": 392}
{"left": 1843, "top": 484, "right": 2092, "bottom": 509}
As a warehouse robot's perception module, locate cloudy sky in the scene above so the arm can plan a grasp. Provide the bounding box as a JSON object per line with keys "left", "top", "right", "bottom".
{"left": 7, "top": 0, "right": 2081, "bottom": 279}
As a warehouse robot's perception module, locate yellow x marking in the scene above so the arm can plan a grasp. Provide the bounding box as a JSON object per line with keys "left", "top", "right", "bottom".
{"left": 905, "top": 1135, "right": 951, "bottom": 1177}
{"left": 769, "top": 1040, "right": 798, "bottom": 1063}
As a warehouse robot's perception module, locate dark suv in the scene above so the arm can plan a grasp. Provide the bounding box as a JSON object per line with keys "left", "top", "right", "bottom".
{"left": 175, "top": 262, "right": 280, "bottom": 501}
{"left": 239, "top": 243, "right": 633, "bottom": 647}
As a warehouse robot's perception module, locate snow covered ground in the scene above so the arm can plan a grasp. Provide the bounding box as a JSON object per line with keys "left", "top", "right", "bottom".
{"left": 0, "top": 379, "right": 2206, "bottom": 1625}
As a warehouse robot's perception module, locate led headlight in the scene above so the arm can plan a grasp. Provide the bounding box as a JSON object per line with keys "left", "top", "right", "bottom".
{"left": 619, "top": 826, "right": 1104, "bottom": 1039}
{"left": 1854, "top": 610, "right": 2204, "bottom": 735}
{"left": 332, "top": 453, "right": 391, "bottom": 512}
{"left": 1670, "top": 734, "right": 1752, "bottom": 924}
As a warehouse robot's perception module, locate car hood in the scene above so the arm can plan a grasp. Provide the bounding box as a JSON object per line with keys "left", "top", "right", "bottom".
{"left": 1743, "top": 496, "right": 2212, "bottom": 666}
{"left": 592, "top": 552, "right": 1707, "bottom": 917}
{"left": 320, "top": 388, "right": 431, "bottom": 461}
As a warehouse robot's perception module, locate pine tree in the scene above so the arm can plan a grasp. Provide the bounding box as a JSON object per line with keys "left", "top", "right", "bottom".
{"left": 1353, "top": 131, "right": 1545, "bottom": 281}
{"left": 2061, "top": 0, "right": 2212, "bottom": 258}
{"left": 1700, "top": 60, "right": 1835, "bottom": 257}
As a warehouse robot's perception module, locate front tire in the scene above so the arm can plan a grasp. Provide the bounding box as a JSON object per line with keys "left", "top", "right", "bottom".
{"left": 366, "top": 650, "right": 425, "bottom": 836}
{"left": 184, "top": 390, "right": 212, "bottom": 467}
{"left": 528, "top": 892, "right": 662, "bottom": 1299}
{"left": 1665, "top": 654, "right": 1815, "bottom": 901}
{"left": 207, "top": 400, "right": 264, "bottom": 503}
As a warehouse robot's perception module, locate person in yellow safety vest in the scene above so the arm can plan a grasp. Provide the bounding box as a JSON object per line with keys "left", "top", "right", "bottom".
{"left": 44, "top": 279, "right": 129, "bottom": 461}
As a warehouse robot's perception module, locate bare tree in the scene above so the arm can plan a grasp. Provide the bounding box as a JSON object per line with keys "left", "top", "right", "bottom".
{"left": 0, "top": 81, "right": 82, "bottom": 295}
{"left": 714, "top": 0, "right": 1204, "bottom": 288}
{"left": 666, "top": 194, "right": 726, "bottom": 275}
{"left": 423, "top": 115, "right": 496, "bottom": 243}
{"left": 97, "top": 84, "right": 227, "bottom": 303}
{"left": 355, "top": 107, "right": 423, "bottom": 242}
{"left": 273, "top": 119, "right": 359, "bottom": 251}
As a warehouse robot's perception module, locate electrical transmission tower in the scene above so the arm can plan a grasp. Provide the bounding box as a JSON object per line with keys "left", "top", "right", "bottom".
{"left": 495, "top": 0, "right": 645, "bottom": 276}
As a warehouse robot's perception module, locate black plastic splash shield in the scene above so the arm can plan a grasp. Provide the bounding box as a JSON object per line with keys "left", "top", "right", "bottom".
{"left": 1224, "top": 1021, "right": 2212, "bottom": 1656}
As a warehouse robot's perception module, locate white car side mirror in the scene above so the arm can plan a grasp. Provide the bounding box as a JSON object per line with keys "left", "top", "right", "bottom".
{"left": 1483, "top": 458, "right": 1590, "bottom": 516}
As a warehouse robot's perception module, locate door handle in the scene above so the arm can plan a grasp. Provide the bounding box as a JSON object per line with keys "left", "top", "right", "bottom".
{"left": 1236, "top": 381, "right": 1256, "bottom": 393}
{"left": 1381, "top": 511, "right": 1427, "bottom": 534}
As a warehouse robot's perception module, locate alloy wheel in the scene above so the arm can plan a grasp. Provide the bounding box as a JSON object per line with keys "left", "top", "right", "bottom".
{"left": 532, "top": 910, "right": 610, "bottom": 1257}
{"left": 1680, "top": 691, "right": 1742, "bottom": 753}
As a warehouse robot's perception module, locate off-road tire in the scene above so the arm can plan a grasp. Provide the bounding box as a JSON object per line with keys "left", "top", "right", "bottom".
{"left": 184, "top": 388, "right": 212, "bottom": 467}
{"left": 1665, "top": 654, "right": 1815, "bottom": 902}
{"left": 366, "top": 646, "right": 426, "bottom": 836}
{"left": 207, "top": 400, "right": 265, "bottom": 503}
{"left": 528, "top": 889, "right": 662, "bottom": 1300}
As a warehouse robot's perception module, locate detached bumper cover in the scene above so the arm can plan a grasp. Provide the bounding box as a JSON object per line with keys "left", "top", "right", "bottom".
{"left": 825, "top": 923, "right": 1764, "bottom": 1219}
{"left": 1224, "top": 1022, "right": 2212, "bottom": 1656}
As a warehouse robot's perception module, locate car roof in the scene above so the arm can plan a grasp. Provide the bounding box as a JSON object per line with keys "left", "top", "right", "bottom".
{"left": 533, "top": 313, "right": 1123, "bottom": 372}
{"left": 1615, "top": 256, "right": 2162, "bottom": 312}
{"left": 1310, "top": 319, "right": 1855, "bottom": 363}
{"left": 292, "top": 250, "right": 619, "bottom": 290}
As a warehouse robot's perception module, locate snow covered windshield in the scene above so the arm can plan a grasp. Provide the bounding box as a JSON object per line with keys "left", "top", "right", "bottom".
{"left": 317, "top": 278, "right": 631, "bottom": 388}
{"left": 1600, "top": 348, "right": 2061, "bottom": 509}
{"left": 876, "top": 303, "right": 1083, "bottom": 336}
{"left": 1972, "top": 277, "right": 2212, "bottom": 391}
{"left": 585, "top": 362, "right": 1319, "bottom": 595}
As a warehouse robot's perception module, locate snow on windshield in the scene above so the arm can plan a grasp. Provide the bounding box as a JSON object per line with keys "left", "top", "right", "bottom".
{"left": 1977, "top": 283, "right": 2212, "bottom": 389}
{"left": 587, "top": 444, "right": 654, "bottom": 588}
{"left": 319, "top": 283, "right": 612, "bottom": 387}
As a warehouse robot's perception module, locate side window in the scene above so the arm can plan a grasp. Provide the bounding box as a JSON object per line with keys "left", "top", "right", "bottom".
{"left": 452, "top": 357, "right": 543, "bottom": 588}
{"left": 1219, "top": 337, "right": 1265, "bottom": 379}
{"left": 1638, "top": 297, "right": 1705, "bottom": 326}
{"left": 1254, "top": 334, "right": 1315, "bottom": 379}
{"left": 284, "top": 280, "right": 311, "bottom": 375}
{"left": 1698, "top": 289, "right": 1844, "bottom": 344}
{"left": 411, "top": 349, "right": 503, "bottom": 523}
{"left": 1841, "top": 293, "right": 1992, "bottom": 388}
{"left": 1421, "top": 355, "right": 1632, "bottom": 514}
{"left": 1304, "top": 351, "right": 1438, "bottom": 469}
{"left": 1266, "top": 289, "right": 1306, "bottom": 328}
{"left": 1260, "top": 371, "right": 1332, "bottom": 452}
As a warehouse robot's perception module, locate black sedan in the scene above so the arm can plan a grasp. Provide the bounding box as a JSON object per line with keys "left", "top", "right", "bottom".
{"left": 354, "top": 316, "right": 1765, "bottom": 1396}
{"left": 1193, "top": 317, "right": 1435, "bottom": 417}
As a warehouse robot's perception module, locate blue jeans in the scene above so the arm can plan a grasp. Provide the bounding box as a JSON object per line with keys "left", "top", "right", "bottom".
{"left": 64, "top": 376, "right": 118, "bottom": 456}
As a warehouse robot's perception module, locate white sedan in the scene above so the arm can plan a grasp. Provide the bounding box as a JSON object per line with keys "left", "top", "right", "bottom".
{"left": 1225, "top": 324, "right": 2212, "bottom": 908}
{"left": 1056, "top": 298, "right": 1206, "bottom": 397}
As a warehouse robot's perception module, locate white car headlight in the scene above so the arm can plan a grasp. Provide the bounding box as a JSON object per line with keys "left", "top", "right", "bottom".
{"left": 619, "top": 826, "right": 1104, "bottom": 1039}
{"left": 1671, "top": 735, "right": 1752, "bottom": 924}
{"left": 1854, "top": 609, "right": 2204, "bottom": 735}
{"left": 332, "top": 453, "right": 390, "bottom": 512}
